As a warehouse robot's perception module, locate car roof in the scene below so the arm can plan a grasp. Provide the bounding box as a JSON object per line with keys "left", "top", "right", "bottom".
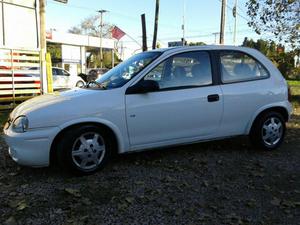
{"left": 153, "top": 45, "right": 256, "bottom": 54}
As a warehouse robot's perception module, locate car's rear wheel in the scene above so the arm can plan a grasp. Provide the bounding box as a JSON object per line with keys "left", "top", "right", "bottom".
{"left": 57, "top": 125, "right": 112, "bottom": 175}
{"left": 250, "top": 111, "right": 286, "bottom": 150}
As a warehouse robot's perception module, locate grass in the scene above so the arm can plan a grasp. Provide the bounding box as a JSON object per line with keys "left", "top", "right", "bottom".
{"left": 287, "top": 80, "right": 300, "bottom": 86}
{"left": 288, "top": 80, "right": 300, "bottom": 109}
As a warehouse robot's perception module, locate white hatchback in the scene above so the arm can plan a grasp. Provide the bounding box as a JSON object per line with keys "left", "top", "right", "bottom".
{"left": 3, "top": 46, "right": 292, "bottom": 174}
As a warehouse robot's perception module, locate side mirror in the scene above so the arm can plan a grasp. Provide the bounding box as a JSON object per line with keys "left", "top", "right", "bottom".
{"left": 126, "top": 80, "right": 159, "bottom": 94}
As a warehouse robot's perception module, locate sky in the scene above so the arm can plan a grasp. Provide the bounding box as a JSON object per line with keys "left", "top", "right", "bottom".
{"left": 46, "top": 0, "right": 262, "bottom": 49}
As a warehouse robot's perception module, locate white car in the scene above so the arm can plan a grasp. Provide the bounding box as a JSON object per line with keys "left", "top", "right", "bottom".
{"left": 51, "top": 67, "right": 85, "bottom": 90}
{"left": 3, "top": 46, "right": 292, "bottom": 175}
{"left": 29, "top": 67, "right": 85, "bottom": 90}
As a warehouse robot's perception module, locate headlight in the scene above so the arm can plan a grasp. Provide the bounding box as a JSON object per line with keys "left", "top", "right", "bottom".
{"left": 12, "top": 116, "right": 29, "bottom": 133}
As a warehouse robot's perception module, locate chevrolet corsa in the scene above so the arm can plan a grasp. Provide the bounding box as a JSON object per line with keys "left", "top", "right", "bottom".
{"left": 3, "top": 46, "right": 292, "bottom": 175}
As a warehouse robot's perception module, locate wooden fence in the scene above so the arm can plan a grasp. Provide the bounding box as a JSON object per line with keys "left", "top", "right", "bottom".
{"left": 0, "top": 49, "right": 41, "bottom": 110}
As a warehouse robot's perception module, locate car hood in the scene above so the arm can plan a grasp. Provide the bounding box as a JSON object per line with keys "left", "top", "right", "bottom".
{"left": 11, "top": 88, "right": 118, "bottom": 128}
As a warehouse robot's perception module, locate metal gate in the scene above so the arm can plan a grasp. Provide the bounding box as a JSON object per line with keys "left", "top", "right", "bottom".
{"left": 0, "top": 48, "right": 41, "bottom": 110}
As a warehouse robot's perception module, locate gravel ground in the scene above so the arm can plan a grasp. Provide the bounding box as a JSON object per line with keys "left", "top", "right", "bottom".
{"left": 0, "top": 115, "right": 299, "bottom": 225}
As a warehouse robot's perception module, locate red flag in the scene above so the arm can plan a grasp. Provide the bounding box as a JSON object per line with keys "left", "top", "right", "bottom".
{"left": 112, "top": 26, "right": 125, "bottom": 40}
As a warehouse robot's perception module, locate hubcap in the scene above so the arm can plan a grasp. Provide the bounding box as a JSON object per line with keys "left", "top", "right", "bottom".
{"left": 262, "top": 117, "right": 283, "bottom": 147}
{"left": 71, "top": 132, "right": 105, "bottom": 171}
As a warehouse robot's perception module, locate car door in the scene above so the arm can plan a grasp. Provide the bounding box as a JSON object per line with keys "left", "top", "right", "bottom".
{"left": 51, "top": 68, "right": 60, "bottom": 89}
{"left": 125, "top": 51, "right": 223, "bottom": 148}
{"left": 61, "top": 69, "right": 71, "bottom": 88}
{"left": 56, "top": 68, "right": 70, "bottom": 89}
{"left": 218, "top": 50, "right": 271, "bottom": 136}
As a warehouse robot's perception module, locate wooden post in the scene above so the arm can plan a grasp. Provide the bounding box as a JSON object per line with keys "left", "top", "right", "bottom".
{"left": 141, "top": 14, "right": 148, "bottom": 51}
{"left": 152, "top": 0, "right": 160, "bottom": 49}
{"left": 39, "top": 0, "right": 48, "bottom": 94}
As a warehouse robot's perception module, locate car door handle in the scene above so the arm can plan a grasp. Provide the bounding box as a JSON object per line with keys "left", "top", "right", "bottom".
{"left": 207, "top": 94, "right": 219, "bottom": 102}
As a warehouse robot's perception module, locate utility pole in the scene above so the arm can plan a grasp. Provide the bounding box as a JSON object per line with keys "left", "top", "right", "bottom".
{"left": 233, "top": 0, "right": 238, "bottom": 45}
{"left": 152, "top": 0, "right": 160, "bottom": 49}
{"left": 141, "top": 14, "right": 148, "bottom": 51}
{"left": 212, "top": 32, "right": 220, "bottom": 44}
{"left": 219, "top": 0, "right": 227, "bottom": 45}
{"left": 182, "top": 0, "right": 186, "bottom": 46}
{"left": 39, "top": 0, "right": 47, "bottom": 93}
{"left": 98, "top": 10, "right": 108, "bottom": 68}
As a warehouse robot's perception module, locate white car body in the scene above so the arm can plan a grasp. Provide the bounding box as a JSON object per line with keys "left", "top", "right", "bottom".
{"left": 3, "top": 46, "right": 292, "bottom": 167}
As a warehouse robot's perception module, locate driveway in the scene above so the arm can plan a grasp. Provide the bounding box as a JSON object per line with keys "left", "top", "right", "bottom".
{"left": 0, "top": 115, "right": 299, "bottom": 225}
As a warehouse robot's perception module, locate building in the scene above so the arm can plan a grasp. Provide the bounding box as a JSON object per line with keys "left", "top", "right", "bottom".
{"left": 46, "top": 30, "right": 116, "bottom": 75}
{"left": 0, "top": 0, "right": 40, "bottom": 109}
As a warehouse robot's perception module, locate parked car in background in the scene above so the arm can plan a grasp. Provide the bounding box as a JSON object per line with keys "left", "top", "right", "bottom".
{"left": 4, "top": 46, "right": 292, "bottom": 175}
{"left": 87, "top": 68, "right": 109, "bottom": 81}
{"left": 52, "top": 67, "right": 85, "bottom": 89}
{"left": 29, "top": 67, "right": 85, "bottom": 90}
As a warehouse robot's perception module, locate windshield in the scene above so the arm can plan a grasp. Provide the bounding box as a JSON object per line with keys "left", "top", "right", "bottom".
{"left": 94, "top": 51, "right": 161, "bottom": 89}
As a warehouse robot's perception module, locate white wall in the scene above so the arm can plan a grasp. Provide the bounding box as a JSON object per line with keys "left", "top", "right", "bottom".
{"left": 0, "top": 0, "right": 38, "bottom": 49}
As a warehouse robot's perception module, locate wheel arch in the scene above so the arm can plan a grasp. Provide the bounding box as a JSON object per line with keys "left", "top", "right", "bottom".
{"left": 247, "top": 105, "right": 290, "bottom": 135}
{"left": 49, "top": 119, "right": 124, "bottom": 166}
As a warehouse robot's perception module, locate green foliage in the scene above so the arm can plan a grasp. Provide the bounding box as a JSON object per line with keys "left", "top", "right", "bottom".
{"left": 246, "top": 0, "right": 300, "bottom": 49}
{"left": 287, "top": 80, "right": 300, "bottom": 86}
{"left": 47, "top": 44, "right": 61, "bottom": 62}
{"left": 242, "top": 37, "right": 299, "bottom": 78}
{"left": 86, "top": 49, "right": 121, "bottom": 69}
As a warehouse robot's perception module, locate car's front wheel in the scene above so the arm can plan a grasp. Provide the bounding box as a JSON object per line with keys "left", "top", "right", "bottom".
{"left": 57, "top": 125, "right": 112, "bottom": 175}
{"left": 250, "top": 111, "right": 286, "bottom": 150}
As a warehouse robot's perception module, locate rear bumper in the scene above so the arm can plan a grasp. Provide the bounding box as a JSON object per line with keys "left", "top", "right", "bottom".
{"left": 3, "top": 126, "right": 60, "bottom": 167}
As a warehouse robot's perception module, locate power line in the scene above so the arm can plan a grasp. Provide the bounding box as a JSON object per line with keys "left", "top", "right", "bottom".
{"left": 48, "top": 0, "right": 181, "bottom": 31}
{"left": 217, "top": 0, "right": 249, "bottom": 22}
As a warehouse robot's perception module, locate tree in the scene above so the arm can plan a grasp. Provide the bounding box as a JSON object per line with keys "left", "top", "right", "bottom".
{"left": 246, "top": 0, "right": 300, "bottom": 49}
{"left": 69, "top": 15, "right": 112, "bottom": 38}
{"left": 242, "top": 37, "right": 297, "bottom": 78}
{"left": 69, "top": 14, "right": 121, "bottom": 68}
{"left": 47, "top": 43, "right": 61, "bottom": 63}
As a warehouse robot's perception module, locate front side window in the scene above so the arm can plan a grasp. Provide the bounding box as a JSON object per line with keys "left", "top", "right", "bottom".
{"left": 220, "top": 51, "right": 269, "bottom": 83}
{"left": 144, "top": 51, "right": 212, "bottom": 90}
{"left": 94, "top": 51, "right": 161, "bottom": 89}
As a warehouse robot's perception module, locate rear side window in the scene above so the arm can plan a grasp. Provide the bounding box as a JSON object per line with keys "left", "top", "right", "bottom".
{"left": 220, "top": 51, "right": 269, "bottom": 83}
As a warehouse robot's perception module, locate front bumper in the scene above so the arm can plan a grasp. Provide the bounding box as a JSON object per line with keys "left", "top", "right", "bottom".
{"left": 3, "top": 126, "right": 61, "bottom": 167}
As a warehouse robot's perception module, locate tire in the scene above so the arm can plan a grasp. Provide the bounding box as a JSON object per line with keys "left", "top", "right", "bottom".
{"left": 76, "top": 81, "right": 84, "bottom": 88}
{"left": 250, "top": 111, "right": 286, "bottom": 150}
{"left": 57, "top": 125, "right": 112, "bottom": 175}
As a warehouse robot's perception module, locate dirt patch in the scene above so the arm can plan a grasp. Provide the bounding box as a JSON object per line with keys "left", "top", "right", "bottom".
{"left": 0, "top": 116, "right": 299, "bottom": 225}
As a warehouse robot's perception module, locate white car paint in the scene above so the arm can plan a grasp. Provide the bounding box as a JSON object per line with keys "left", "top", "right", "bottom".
{"left": 52, "top": 67, "right": 85, "bottom": 89}
{"left": 3, "top": 46, "right": 292, "bottom": 167}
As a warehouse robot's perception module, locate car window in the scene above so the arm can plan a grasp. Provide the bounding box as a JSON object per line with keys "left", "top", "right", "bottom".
{"left": 62, "top": 70, "right": 70, "bottom": 76}
{"left": 144, "top": 51, "right": 212, "bottom": 90}
{"left": 52, "top": 68, "right": 58, "bottom": 76}
{"left": 220, "top": 51, "right": 269, "bottom": 83}
{"left": 95, "top": 51, "right": 161, "bottom": 89}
